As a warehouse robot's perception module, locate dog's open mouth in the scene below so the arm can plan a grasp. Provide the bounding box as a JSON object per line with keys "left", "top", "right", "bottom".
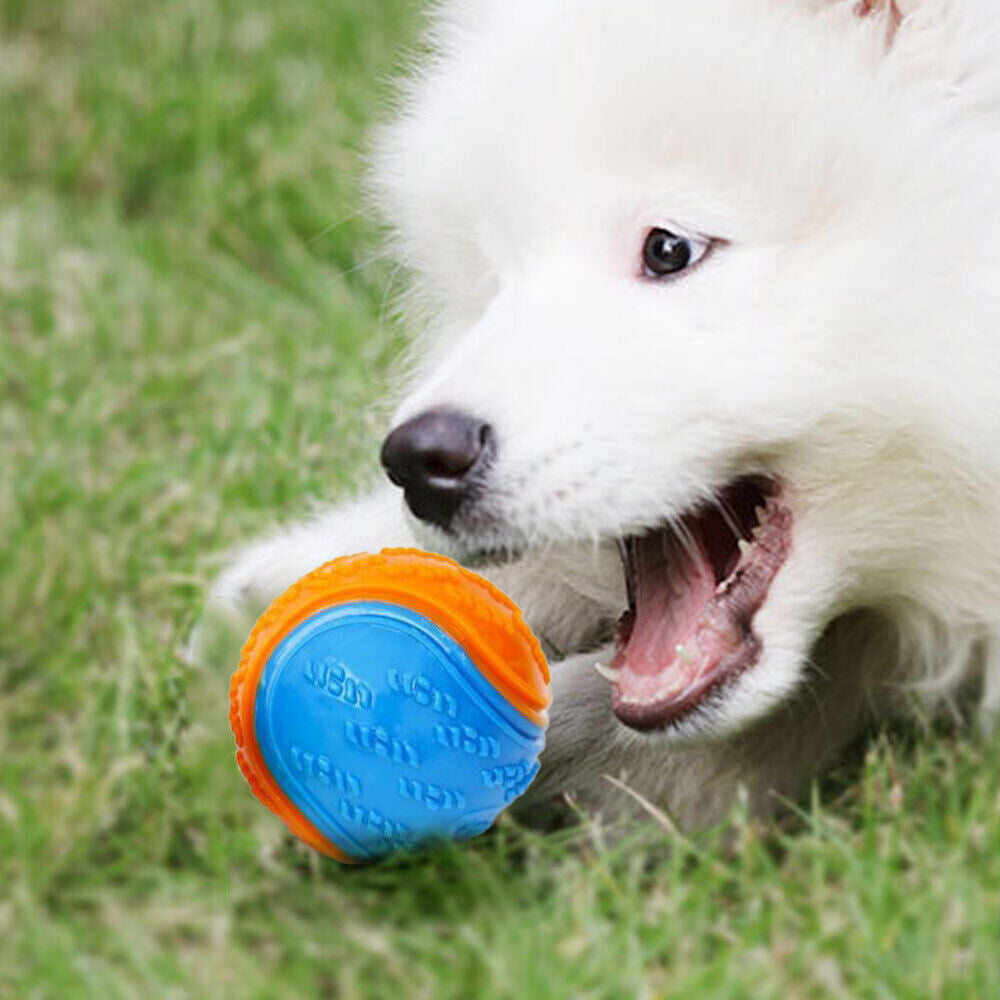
{"left": 609, "top": 476, "right": 792, "bottom": 732}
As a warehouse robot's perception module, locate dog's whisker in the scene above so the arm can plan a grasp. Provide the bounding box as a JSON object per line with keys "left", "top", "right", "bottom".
{"left": 713, "top": 496, "right": 746, "bottom": 542}
{"left": 669, "top": 517, "right": 701, "bottom": 568}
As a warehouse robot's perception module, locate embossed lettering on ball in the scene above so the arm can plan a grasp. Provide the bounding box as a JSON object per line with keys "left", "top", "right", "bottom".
{"left": 229, "top": 549, "right": 550, "bottom": 863}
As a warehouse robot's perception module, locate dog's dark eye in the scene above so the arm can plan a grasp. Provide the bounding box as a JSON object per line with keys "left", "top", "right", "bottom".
{"left": 642, "top": 228, "right": 709, "bottom": 278}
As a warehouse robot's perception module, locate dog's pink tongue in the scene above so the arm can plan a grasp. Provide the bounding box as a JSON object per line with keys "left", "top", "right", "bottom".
{"left": 612, "top": 530, "right": 716, "bottom": 687}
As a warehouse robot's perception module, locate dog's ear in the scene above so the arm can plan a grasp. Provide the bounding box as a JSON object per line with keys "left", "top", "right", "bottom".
{"left": 853, "top": 0, "right": 902, "bottom": 46}
{"left": 842, "top": 0, "right": 1000, "bottom": 112}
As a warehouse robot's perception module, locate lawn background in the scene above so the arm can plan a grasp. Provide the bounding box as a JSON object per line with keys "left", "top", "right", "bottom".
{"left": 1, "top": 1, "right": 998, "bottom": 997}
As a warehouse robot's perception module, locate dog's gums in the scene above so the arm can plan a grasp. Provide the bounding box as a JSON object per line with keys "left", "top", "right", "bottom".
{"left": 607, "top": 477, "right": 793, "bottom": 732}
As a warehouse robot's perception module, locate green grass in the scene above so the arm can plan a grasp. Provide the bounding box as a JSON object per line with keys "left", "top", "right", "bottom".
{"left": 1, "top": 2, "right": 998, "bottom": 997}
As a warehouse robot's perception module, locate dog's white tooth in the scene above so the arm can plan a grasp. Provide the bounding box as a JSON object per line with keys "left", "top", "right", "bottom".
{"left": 738, "top": 539, "right": 753, "bottom": 558}
{"left": 593, "top": 661, "right": 619, "bottom": 683}
{"left": 754, "top": 505, "right": 768, "bottom": 523}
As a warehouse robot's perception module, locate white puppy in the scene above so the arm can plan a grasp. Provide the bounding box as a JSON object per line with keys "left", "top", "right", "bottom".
{"left": 212, "top": 0, "right": 1000, "bottom": 830}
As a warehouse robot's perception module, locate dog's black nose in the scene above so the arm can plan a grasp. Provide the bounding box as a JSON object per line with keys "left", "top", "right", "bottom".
{"left": 380, "top": 409, "right": 495, "bottom": 529}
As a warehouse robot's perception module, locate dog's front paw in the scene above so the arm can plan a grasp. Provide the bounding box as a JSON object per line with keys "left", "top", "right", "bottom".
{"left": 192, "top": 487, "right": 414, "bottom": 669}
{"left": 209, "top": 537, "right": 304, "bottom": 624}
{"left": 190, "top": 532, "right": 327, "bottom": 670}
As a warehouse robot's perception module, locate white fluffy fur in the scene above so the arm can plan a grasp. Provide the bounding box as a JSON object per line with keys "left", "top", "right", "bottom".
{"left": 211, "top": 0, "right": 1000, "bottom": 828}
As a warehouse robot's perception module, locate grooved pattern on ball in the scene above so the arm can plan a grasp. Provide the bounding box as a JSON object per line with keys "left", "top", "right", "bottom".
{"left": 254, "top": 602, "right": 545, "bottom": 860}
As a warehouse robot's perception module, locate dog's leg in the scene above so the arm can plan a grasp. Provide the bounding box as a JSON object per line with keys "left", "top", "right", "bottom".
{"left": 209, "top": 485, "right": 413, "bottom": 625}
{"left": 514, "top": 645, "right": 755, "bottom": 831}
{"left": 507, "top": 644, "right": 620, "bottom": 828}
{"left": 194, "top": 485, "right": 414, "bottom": 666}
{"left": 201, "top": 486, "right": 614, "bottom": 668}
{"left": 519, "top": 614, "right": 883, "bottom": 832}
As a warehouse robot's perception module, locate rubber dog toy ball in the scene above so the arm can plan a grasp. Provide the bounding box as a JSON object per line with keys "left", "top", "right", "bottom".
{"left": 229, "top": 549, "right": 550, "bottom": 863}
